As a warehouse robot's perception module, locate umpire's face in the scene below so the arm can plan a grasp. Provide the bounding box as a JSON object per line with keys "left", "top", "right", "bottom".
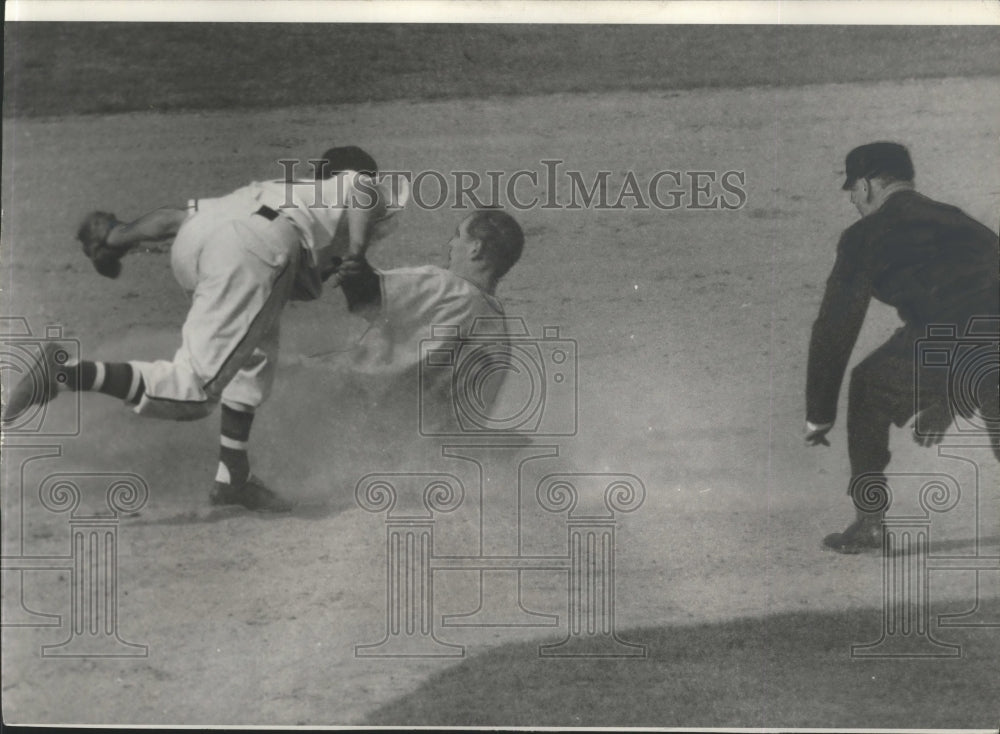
{"left": 848, "top": 178, "right": 874, "bottom": 217}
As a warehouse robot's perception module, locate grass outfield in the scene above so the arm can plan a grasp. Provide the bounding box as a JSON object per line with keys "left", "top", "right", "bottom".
{"left": 364, "top": 600, "right": 1000, "bottom": 728}
{"left": 3, "top": 24, "right": 1000, "bottom": 117}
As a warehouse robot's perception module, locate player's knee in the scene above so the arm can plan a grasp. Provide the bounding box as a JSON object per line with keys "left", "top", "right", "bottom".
{"left": 133, "top": 392, "right": 218, "bottom": 421}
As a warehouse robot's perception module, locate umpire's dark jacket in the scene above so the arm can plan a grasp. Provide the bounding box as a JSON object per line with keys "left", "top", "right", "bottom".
{"left": 806, "top": 189, "right": 1000, "bottom": 425}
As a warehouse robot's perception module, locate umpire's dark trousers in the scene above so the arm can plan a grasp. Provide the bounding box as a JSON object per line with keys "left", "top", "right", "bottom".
{"left": 847, "top": 319, "right": 1000, "bottom": 504}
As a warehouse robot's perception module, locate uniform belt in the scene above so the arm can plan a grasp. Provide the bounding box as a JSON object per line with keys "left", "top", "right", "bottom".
{"left": 254, "top": 205, "right": 281, "bottom": 221}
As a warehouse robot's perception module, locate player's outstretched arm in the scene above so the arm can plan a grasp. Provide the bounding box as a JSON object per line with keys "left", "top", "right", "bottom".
{"left": 106, "top": 207, "right": 188, "bottom": 250}
{"left": 77, "top": 206, "right": 188, "bottom": 279}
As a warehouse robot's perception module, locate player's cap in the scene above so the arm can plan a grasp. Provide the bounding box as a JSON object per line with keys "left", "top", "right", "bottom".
{"left": 842, "top": 142, "right": 914, "bottom": 190}
{"left": 318, "top": 145, "right": 378, "bottom": 178}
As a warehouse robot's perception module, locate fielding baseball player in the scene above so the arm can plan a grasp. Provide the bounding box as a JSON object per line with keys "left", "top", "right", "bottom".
{"left": 3, "top": 146, "right": 408, "bottom": 512}
{"left": 805, "top": 142, "right": 1000, "bottom": 553}
{"left": 337, "top": 208, "right": 525, "bottom": 430}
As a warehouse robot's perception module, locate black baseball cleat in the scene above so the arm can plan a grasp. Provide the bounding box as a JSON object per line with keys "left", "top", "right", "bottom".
{"left": 1, "top": 342, "right": 70, "bottom": 425}
{"left": 210, "top": 475, "right": 293, "bottom": 513}
{"left": 822, "top": 516, "right": 883, "bottom": 554}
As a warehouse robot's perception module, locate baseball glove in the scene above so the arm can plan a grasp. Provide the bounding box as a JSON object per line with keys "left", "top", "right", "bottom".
{"left": 76, "top": 211, "right": 124, "bottom": 279}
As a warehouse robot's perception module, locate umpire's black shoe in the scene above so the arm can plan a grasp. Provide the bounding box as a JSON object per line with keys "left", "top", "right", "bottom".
{"left": 822, "top": 515, "right": 882, "bottom": 554}
{"left": 210, "top": 475, "right": 292, "bottom": 513}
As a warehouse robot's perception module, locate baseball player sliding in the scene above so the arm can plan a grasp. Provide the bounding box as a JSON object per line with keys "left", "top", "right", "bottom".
{"left": 2, "top": 146, "right": 408, "bottom": 513}
{"left": 337, "top": 208, "right": 525, "bottom": 432}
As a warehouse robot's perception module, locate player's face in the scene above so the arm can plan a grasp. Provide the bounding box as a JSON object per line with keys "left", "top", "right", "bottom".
{"left": 447, "top": 217, "right": 477, "bottom": 267}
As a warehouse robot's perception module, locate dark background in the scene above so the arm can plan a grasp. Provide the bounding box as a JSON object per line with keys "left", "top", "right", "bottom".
{"left": 5, "top": 24, "right": 1000, "bottom": 117}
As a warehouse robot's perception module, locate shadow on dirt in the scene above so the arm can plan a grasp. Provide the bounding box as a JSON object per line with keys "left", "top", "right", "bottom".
{"left": 364, "top": 599, "right": 1000, "bottom": 729}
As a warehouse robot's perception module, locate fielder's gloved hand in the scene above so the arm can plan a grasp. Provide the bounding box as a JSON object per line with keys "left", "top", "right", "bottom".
{"left": 76, "top": 211, "right": 124, "bottom": 279}
{"left": 804, "top": 421, "right": 833, "bottom": 446}
{"left": 319, "top": 256, "right": 344, "bottom": 283}
{"left": 338, "top": 254, "right": 382, "bottom": 312}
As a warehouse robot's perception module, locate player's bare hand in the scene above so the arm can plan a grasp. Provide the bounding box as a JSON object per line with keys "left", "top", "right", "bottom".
{"left": 338, "top": 254, "right": 368, "bottom": 277}
{"left": 804, "top": 421, "right": 833, "bottom": 447}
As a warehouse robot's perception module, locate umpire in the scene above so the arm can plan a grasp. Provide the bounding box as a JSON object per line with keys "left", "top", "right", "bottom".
{"left": 805, "top": 141, "right": 1000, "bottom": 553}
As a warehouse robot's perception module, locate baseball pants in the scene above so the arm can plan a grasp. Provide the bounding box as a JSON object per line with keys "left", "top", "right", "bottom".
{"left": 131, "top": 208, "right": 301, "bottom": 420}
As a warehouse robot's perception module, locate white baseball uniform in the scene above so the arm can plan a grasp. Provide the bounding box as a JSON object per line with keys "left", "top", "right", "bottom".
{"left": 348, "top": 265, "right": 510, "bottom": 429}
{"left": 131, "top": 171, "right": 372, "bottom": 420}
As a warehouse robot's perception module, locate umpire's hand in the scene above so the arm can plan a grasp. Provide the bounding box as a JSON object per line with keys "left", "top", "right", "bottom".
{"left": 804, "top": 421, "right": 833, "bottom": 446}
{"left": 911, "top": 405, "right": 952, "bottom": 448}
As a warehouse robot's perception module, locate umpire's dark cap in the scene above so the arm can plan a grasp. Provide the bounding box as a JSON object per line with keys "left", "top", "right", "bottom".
{"left": 317, "top": 145, "right": 378, "bottom": 179}
{"left": 842, "top": 142, "right": 914, "bottom": 190}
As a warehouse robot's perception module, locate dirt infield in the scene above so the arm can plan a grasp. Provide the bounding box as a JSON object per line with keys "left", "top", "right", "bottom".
{"left": 3, "top": 62, "right": 999, "bottom": 729}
